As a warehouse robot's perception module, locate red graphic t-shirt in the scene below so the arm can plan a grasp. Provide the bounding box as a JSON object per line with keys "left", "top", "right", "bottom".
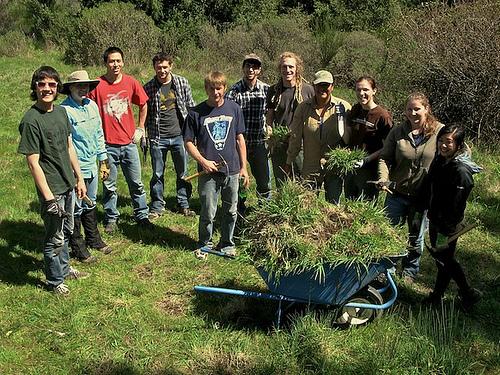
{"left": 88, "top": 74, "right": 149, "bottom": 145}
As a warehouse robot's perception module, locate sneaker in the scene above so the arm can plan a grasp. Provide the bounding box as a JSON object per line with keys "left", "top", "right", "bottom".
{"left": 104, "top": 222, "right": 117, "bottom": 234}
{"left": 96, "top": 245, "right": 112, "bottom": 255}
{"left": 460, "top": 288, "right": 482, "bottom": 312}
{"left": 193, "top": 249, "right": 208, "bottom": 260}
{"left": 65, "top": 267, "right": 90, "bottom": 281}
{"left": 178, "top": 207, "right": 196, "bottom": 217}
{"left": 52, "top": 283, "right": 70, "bottom": 295}
{"left": 218, "top": 246, "right": 236, "bottom": 257}
{"left": 148, "top": 211, "right": 163, "bottom": 221}
{"left": 80, "top": 255, "right": 98, "bottom": 264}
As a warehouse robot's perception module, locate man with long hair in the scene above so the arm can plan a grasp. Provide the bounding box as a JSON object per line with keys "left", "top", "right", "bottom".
{"left": 266, "top": 51, "right": 314, "bottom": 186}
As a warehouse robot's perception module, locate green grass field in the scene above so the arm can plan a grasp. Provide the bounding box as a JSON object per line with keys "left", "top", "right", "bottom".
{"left": 0, "top": 51, "right": 498, "bottom": 374}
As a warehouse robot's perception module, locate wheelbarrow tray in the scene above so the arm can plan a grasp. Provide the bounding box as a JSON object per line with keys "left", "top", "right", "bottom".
{"left": 257, "top": 257, "right": 394, "bottom": 306}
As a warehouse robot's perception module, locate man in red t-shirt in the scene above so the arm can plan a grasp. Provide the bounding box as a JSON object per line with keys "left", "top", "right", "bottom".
{"left": 88, "top": 46, "right": 152, "bottom": 232}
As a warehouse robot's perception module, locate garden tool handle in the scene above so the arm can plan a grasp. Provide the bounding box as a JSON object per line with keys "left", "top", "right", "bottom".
{"left": 183, "top": 162, "right": 223, "bottom": 182}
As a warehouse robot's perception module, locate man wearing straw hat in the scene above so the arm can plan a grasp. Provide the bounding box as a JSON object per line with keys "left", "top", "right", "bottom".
{"left": 61, "top": 70, "right": 113, "bottom": 263}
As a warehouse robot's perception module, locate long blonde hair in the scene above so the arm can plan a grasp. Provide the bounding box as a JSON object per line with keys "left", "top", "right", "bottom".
{"left": 406, "top": 92, "right": 439, "bottom": 137}
{"left": 270, "top": 51, "right": 307, "bottom": 109}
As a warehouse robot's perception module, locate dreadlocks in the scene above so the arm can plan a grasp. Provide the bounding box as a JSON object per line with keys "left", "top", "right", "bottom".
{"left": 270, "top": 52, "right": 308, "bottom": 112}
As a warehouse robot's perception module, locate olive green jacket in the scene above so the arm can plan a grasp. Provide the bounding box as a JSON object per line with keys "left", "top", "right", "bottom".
{"left": 378, "top": 121, "right": 444, "bottom": 196}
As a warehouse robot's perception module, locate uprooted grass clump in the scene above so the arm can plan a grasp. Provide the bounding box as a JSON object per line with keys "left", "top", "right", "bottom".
{"left": 325, "top": 148, "right": 367, "bottom": 176}
{"left": 267, "top": 125, "right": 289, "bottom": 148}
{"left": 240, "top": 181, "right": 406, "bottom": 280}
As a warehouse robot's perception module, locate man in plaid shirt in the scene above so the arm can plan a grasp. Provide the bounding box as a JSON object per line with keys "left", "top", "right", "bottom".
{"left": 144, "top": 52, "right": 196, "bottom": 218}
{"left": 226, "top": 54, "right": 271, "bottom": 214}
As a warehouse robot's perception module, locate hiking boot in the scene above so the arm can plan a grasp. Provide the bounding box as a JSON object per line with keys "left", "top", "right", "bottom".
{"left": 79, "top": 255, "right": 98, "bottom": 264}
{"left": 104, "top": 222, "right": 117, "bottom": 234}
{"left": 52, "top": 283, "right": 70, "bottom": 295}
{"left": 178, "top": 207, "right": 196, "bottom": 217}
{"left": 96, "top": 245, "right": 112, "bottom": 255}
{"left": 138, "top": 218, "right": 154, "bottom": 229}
{"left": 148, "top": 211, "right": 163, "bottom": 221}
{"left": 459, "top": 288, "right": 482, "bottom": 312}
{"left": 65, "top": 267, "right": 90, "bottom": 281}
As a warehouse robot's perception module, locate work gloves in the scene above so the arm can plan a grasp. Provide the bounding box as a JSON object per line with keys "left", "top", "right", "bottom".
{"left": 44, "top": 199, "right": 70, "bottom": 218}
{"left": 99, "top": 159, "right": 110, "bottom": 181}
{"left": 133, "top": 127, "right": 145, "bottom": 144}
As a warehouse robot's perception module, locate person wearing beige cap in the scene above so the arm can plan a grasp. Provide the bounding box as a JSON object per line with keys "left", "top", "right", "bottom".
{"left": 61, "top": 70, "right": 113, "bottom": 263}
{"left": 285, "top": 70, "right": 351, "bottom": 203}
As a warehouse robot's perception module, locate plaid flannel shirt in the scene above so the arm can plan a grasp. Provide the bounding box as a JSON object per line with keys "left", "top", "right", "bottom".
{"left": 144, "top": 74, "right": 195, "bottom": 144}
{"left": 226, "top": 79, "right": 269, "bottom": 147}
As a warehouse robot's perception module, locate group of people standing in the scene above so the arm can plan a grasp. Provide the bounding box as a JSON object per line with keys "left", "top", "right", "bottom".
{"left": 17, "top": 46, "right": 482, "bottom": 311}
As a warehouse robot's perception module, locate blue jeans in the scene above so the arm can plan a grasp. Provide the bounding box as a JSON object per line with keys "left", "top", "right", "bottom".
{"left": 149, "top": 136, "right": 192, "bottom": 212}
{"left": 74, "top": 174, "right": 98, "bottom": 217}
{"left": 104, "top": 143, "right": 148, "bottom": 223}
{"left": 40, "top": 190, "right": 74, "bottom": 288}
{"left": 198, "top": 173, "right": 239, "bottom": 249}
{"left": 247, "top": 143, "right": 272, "bottom": 199}
{"left": 384, "top": 193, "right": 427, "bottom": 278}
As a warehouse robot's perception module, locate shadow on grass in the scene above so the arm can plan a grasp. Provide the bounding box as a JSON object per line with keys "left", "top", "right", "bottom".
{"left": 164, "top": 196, "right": 201, "bottom": 213}
{"left": 119, "top": 221, "right": 197, "bottom": 249}
{"left": 0, "top": 219, "right": 44, "bottom": 286}
{"left": 191, "top": 278, "right": 317, "bottom": 331}
{"left": 76, "top": 360, "right": 183, "bottom": 375}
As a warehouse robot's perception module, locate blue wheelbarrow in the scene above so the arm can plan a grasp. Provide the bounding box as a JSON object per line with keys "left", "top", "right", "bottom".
{"left": 195, "top": 255, "right": 403, "bottom": 327}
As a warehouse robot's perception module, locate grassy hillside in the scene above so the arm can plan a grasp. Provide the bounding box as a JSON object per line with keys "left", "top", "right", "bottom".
{"left": 0, "top": 51, "right": 498, "bottom": 374}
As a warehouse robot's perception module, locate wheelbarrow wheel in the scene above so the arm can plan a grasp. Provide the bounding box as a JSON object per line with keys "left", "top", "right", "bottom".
{"left": 335, "top": 286, "right": 383, "bottom": 327}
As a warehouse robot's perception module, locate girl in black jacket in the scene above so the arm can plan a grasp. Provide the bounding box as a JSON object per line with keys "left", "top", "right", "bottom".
{"left": 418, "top": 124, "right": 482, "bottom": 311}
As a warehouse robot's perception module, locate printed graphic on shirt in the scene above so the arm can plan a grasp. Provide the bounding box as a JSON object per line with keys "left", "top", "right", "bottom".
{"left": 204, "top": 115, "right": 233, "bottom": 151}
{"left": 352, "top": 118, "right": 376, "bottom": 129}
{"left": 104, "top": 91, "right": 129, "bottom": 122}
{"left": 160, "top": 84, "right": 176, "bottom": 111}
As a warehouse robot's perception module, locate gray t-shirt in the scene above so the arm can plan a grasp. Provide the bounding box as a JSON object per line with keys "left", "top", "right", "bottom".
{"left": 159, "top": 81, "right": 181, "bottom": 138}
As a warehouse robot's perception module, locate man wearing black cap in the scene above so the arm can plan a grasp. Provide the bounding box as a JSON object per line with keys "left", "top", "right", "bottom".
{"left": 226, "top": 54, "right": 271, "bottom": 214}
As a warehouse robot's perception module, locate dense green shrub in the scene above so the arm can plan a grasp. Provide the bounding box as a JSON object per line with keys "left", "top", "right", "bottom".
{"left": 327, "top": 31, "right": 386, "bottom": 87}
{"left": 24, "top": 0, "right": 80, "bottom": 48}
{"left": 186, "top": 11, "right": 320, "bottom": 82}
{"left": 312, "top": 0, "right": 403, "bottom": 32}
{"left": 65, "top": 2, "right": 162, "bottom": 66}
{"left": 381, "top": 0, "right": 500, "bottom": 141}
{"left": 0, "top": 31, "right": 34, "bottom": 58}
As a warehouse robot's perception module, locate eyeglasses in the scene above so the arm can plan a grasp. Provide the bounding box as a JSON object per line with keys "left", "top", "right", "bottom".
{"left": 36, "top": 81, "right": 58, "bottom": 89}
{"left": 244, "top": 63, "right": 261, "bottom": 70}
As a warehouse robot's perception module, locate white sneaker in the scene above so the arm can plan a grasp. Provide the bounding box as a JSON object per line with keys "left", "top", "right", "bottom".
{"left": 52, "top": 283, "right": 70, "bottom": 295}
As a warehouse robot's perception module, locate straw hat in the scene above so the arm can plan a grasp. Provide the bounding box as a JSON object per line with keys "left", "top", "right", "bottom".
{"left": 61, "top": 70, "right": 99, "bottom": 95}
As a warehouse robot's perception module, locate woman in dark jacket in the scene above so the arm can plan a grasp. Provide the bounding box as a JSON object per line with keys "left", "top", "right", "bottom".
{"left": 417, "top": 123, "right": 482, "bottom": 310}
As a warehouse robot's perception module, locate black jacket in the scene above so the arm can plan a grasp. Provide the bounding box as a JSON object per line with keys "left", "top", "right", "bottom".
{"left": 417, "top": 148, "right": 481, "bottom": 235}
